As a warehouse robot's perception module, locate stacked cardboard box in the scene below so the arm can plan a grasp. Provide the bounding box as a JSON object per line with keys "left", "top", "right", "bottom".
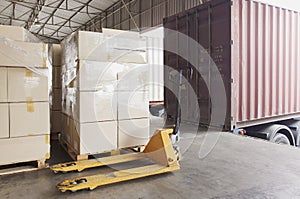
{"left": 61, "top": 29, "right": 150, "bottom": 156}
{"left": 50, "top": 44, "right": 63, "bottom": 134}
{"left": 0, "top": 25, "right": 50, "bottom": 166}
{"left": 0, "top": 25, "right": 41, "bottom": 42}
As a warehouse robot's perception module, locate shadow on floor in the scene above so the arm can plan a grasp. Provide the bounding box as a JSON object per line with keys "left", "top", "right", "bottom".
{"left": 47, "top": 139, "right": 73, "bottom": 166}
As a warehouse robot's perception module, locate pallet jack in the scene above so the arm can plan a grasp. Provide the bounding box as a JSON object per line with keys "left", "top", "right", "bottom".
{"left": 50, "top": 70, "right": 183, "bottom": 193}
{"left": 51, "top": 129, "right": 180, "bottom": 192}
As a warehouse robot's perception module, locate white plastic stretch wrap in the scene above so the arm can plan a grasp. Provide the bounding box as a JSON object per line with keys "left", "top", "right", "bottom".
{"left": 0, "top": 25, "right": 50, "bottom": 165}
{"left": 61, "top": 29, "right": 151, "bottom": 154}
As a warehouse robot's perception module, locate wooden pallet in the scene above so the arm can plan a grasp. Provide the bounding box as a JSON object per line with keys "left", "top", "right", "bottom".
{"left": 50, "top": 132, "right": 61, "bottom": 141}
{"left": 0, "top": 159, "right": 48, "bottom": 176}
{"left": 59, "top": 138, "right": 79, "bottom": 160}
{"left": 59, "top": 138, "right": 145, "bottom": 161}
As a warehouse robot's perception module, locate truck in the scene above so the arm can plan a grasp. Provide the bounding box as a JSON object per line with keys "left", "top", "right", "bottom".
{"left": 163, "top": 0, "right": 300, "bottom": 146}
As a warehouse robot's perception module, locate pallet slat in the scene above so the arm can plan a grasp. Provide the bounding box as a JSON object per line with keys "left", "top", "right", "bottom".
{"left": 59, "top": 138, "right": 145, "bottom": 161}
{"left": 0, "top": 159, "right": 48, "bottom": 176}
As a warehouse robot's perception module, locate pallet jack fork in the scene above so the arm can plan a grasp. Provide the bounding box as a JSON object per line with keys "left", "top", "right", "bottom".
{"left": 51, "top": 129, "right": 180, "bottom": 192}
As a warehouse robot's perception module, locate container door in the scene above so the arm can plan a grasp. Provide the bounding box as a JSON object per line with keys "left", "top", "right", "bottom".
{"left": 164, "top": 16, "right": 178, "bottom": 126}
{"left": 210, "top": 0, "right": 231, "bottom": 130}
{"left": 197, "top": 4, "right": 211, "bottom": 126}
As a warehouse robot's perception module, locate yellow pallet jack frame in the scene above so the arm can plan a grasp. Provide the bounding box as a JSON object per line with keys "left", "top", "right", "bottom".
{"left": 51, "top": 129, "right": 180, "bottom": 192}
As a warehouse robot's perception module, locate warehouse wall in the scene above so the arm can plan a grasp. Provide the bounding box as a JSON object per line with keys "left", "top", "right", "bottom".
{"left": 82, "top": 0, "right": 208, "bottom": 32}
{"left": 81, "top": 0, "right": 300, "bottom": 33}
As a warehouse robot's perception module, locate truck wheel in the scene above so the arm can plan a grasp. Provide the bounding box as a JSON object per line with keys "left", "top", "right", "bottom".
{"left": 271, "top": 133, "right": 290, "bottom": 145}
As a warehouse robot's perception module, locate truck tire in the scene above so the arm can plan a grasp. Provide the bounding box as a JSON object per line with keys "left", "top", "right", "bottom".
{"left": 271, "top": 133, "right": 290, "bottom": 145}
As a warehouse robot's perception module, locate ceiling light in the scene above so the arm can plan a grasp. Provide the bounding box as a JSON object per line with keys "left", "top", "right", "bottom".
{"left": 33, "top": 18, "right": 42, "bottom": 27}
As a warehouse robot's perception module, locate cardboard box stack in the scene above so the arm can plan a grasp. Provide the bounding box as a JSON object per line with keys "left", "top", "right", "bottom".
{"left": 61, "top": 29, "right": 150, "bottom": 157}
{"left": 50, "top": 44, "right": 63, "bottom": 135}
{"left": 0, "top": 25, "right": 50, "bottom": 166}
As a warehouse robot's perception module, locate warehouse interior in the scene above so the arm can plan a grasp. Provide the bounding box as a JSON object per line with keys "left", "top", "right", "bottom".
{"left": 0, "top": 0, "right": 300, "bottom": 198}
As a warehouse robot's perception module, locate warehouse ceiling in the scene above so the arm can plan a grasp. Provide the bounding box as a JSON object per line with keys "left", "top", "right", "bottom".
{"left": 0, "top": 0, "right": 119, "bottom": 42}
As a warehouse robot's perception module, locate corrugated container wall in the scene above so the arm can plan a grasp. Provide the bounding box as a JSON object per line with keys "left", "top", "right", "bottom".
{"left": 232, "top": 0, "right": 300, "bottom": 128}
{"left": 164, "top": 0, "right": 300, "bottom": 130}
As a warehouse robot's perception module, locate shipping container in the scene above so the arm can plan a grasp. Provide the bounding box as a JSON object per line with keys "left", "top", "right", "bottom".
{"left": 164, "top": 0, "right": 300, "bottom": 131}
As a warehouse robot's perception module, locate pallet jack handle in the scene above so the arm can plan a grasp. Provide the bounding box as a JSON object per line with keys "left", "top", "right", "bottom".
{"left": 173, "top": 68, "right": 183, "bottom": 136}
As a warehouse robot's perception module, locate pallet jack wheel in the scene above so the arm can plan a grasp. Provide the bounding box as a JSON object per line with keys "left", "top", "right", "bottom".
{"left": 79, "top": 179, "right": 87, "bottom": 183}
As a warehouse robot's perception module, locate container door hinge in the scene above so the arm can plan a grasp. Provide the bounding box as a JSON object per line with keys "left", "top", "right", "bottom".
{"left": 231, "top": 1, "right": 233, "bottom": 6}
{"left": 231, "top": 78, "right": 234, "bottom": 83}
{"left": 230, "top": 40, "right": 234, "bottom": 45}
{"left": 231, "top": 116, "right": 234, "bottom": 121}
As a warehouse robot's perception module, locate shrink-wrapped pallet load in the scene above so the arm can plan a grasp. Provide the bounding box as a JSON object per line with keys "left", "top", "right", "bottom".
{"left": 60, "top": 29, "right": 150, "bottom": 158}
{"left": 50, "top": 44, "right": 63, "bottom": 135}
{"left": 0, "top": 25, "right": 50, "bottom": 166}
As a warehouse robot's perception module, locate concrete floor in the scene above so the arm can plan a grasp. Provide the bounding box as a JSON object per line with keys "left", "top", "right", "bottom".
{"left": 1, "top": 118, "right": 300, "bottom": 198}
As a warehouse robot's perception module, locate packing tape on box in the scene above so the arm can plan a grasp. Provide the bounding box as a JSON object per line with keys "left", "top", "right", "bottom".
{"left": 46, "top": 135, "right": 50, "bottom": 144}
{"left": 26, "top": 97, "right": 35, "bottom": 112}
{"left": 25, "top": 69, "right": 33, "bottom": 77}
{"left": 45, "top": 153, "right": 50, "bottom": 159}
{"left": 107, "top": 53, "right": 111, "bottom": 61}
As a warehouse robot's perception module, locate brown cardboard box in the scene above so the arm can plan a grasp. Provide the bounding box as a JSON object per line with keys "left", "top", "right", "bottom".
{"left": 72, "top": 120, "right": 118, "bottom": 155}
{"left": 8, "top": 68, "right": 49, "bottom": 102}
{"left": 52, "top": 66, "right": 62, "bottom": 88}
{"left": 77, "top": 61, "right": 118, "bottom": 91}
{"left": 10, "top": 102, "right": 50, "bottom": 138}
{"left": 51, "top": 111, "right": 62, "bottom": 133}
{"left": 73, "top": 91, "right": 117, "bottom": 123}
{"left": 51, "top": 44, "right": 62, "bottom": 66}
{"left": 118, "top": 91, "right": 149, "bottom": 120}
{"left": 0, "top": 67, "right": 7, "bottom": 102}
{"left": 52, "top": 88, "right": 62, "bottom": 111}
{"left": 61, "top": 114, "right": 72, "bottom": 144}
{"left": 0, "top": 104, "right": 9, "bottom": 138}
{"left": 0, "top": 40, "right": 49, "bottom": 68}
{"left": 0, "top": 25, "right": 40, "bottom": 42}
{"left": 118, "top": 118, "right": 149, "bottom": 148}
{"left": 62, "top": 31, "right": 147, "bottom": 66}
{"left": 0, "top": 135, "right": 50, "bottom": 166}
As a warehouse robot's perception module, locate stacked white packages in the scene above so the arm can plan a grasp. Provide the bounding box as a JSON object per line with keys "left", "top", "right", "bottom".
{"left": 50, "top": 44, "right": 63, "bottom": 134}
{"left": 61, "top": 29, "right": 150, "bottom": 156}
{"left": 0, "top": 25, "right": 50, "bottom": 166}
